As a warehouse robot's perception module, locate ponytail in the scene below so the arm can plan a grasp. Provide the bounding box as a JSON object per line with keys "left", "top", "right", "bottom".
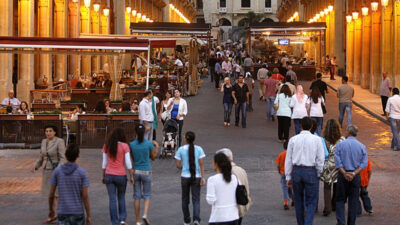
{"left": 185, "top": 131, "right": 196, "bottom": 181}
{"left": 214, "top": 153, "right": 232, "bottom": 183}
{"left": 136, "top": 124, "right": 145, "bottom": 143}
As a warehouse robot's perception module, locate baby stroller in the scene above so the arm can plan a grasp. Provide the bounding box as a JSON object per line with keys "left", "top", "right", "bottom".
{"left": 159, "top": 119, "right": 179, "bottom": 159}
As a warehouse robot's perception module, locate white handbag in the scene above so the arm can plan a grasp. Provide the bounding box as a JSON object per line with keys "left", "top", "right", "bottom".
{"left": 161, "top": 110, "right": 171, "bottom": 121}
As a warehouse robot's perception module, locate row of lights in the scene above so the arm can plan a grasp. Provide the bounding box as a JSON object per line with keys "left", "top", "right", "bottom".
{"left": 346, "top": 0, "right": 395, "bottom": 23}
{"left": 287, "top": 12, "right": 299, "bottom": 23}
{"left": 169, "top": 4, "right": 190, "bottom": 24}
{"left": 308, "top": 5, "right": 333, "bottom": 23}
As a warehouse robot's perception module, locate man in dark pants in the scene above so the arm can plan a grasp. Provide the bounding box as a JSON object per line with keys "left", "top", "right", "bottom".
{"left": 215, "top": 60, "right": 222, "bottom": 89}
{"left": 335, "top": 125, "right": 368, "bottom": 225}
{"left": 380, "top": 72, "right": 392, "bottom": 116}
{"left": 209, "top": 55, "right": 217, "bottom": 82}
{"left": 232, "top": 75, "right": 249, "bottom": 128}
{"left": 310, "top": 73, "right": 329, "bottom": 101}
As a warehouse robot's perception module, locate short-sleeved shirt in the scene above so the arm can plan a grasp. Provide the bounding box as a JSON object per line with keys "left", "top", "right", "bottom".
{"left": 50, "top": 163, "right": 90, "bottom": 215}
{"left": 306, "top": 97, "right": 325, "bottom": 117}
{"left": 223, "top": 85, "right": 234, "bottom": 104}
{"left": 175, "top": 144, "right": 206, "bottom": 178}
{"left": 276, "top": 151, "right": 287, "bottom": 174}
{"left": 310, "top": 80, "right": 328, "bottom": 99}
{"left": 380, "top": 77, "right": 392, "bottom": 97}
{"left": 102, "top": 142, "right": 130, "bottom": 176}
{"left": 130, "top": 139, "right": 155, "bottom": 171}
{"left": 232, "top": 83, "right": 249, "bottom": 104}
{"left": 257, "top": 68, "right": 269, "bottom": 80}
{"left": 338, "top": 84, "right": 354, "bottom": 103}
{"left": 360, "top": 160, "right": 372, "bottom": 187}
{"left": 264, "top": 78, "right": 278, "bottom": 97}
{"left": 272, "top": 73, "right": 285, "bottom": 83}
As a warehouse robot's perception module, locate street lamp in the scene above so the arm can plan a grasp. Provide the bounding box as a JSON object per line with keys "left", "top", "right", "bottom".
{"left": 93, "top": 3, "right": 100, "bottom": 12}
{"left": 371, "top": 2, "right": 379, "bottom": 12}
{"left": 84, "top": 0, "right": 91, "bottom": 8}
{"left": 381, "top": 0, "right": 389, "bottom": 7}
{"left": 103, "top": 7, "right": 109, "bottom": 16}
{"left": 346, "top": 15, "right": 353, "bottom": 23}
{"left": 132, "top": 10, "right": 137, "bottom": 16}
{"left": 352, "top": 11, "right": 359, "bottom": 20}
{"left": 328, "top": 5, "right": 334, "bottom": 12}
{"left": 362, "top": 7, "right": 369, "bottom": 16}
{"left": 324, "top": 8, "right": 329, "bottom": 14}
{"left": 126, "top": 7, "right": 131, "bottom": 14}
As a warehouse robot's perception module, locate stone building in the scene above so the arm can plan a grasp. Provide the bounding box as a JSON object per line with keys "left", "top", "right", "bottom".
{"left": 0, "top": 0, "right": 196, "bottom": 102}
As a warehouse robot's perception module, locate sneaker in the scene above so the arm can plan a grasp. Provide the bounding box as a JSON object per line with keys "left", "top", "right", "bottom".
{"left": 367, "top": 210, "right": 374, "bottom": 215}
{"left": 183, "top": 223, "right": 190, "bottom": 225}
{"left": 193, "top": 221, "right": 200, "bottom": 225}
{"left": 120, "top": 222, "right": 126, "bottom": 225}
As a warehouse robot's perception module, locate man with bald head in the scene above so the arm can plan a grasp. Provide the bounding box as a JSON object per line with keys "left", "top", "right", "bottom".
{"left": 1, "top": 90, "right": 21, "bottom": 108}
{"left": 380, "top": 72, "right": 392, "bottom": 116}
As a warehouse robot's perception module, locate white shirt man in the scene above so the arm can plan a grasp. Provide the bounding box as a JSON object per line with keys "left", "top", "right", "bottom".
{"left": 174, "top": 58, "right": 183, "bottom": 67}
{"left": 221, "top": 60, "right": 232, "bottom": 74}
{"left": 2, "top": 90, "right": 21, "bottom": 108}
{"left": 139, "top": 91, "right": 154, "bottom": 140}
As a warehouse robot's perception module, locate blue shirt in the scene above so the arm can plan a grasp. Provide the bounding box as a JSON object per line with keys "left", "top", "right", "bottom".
{"left": 50, "top": 163, "right": 90, "bottom": 215}
{"left": 215, "top": 62, "right": 222, "bottom": 74}
{"left": 130, "top": 139, "right": 155, "bottom": 171}
{"left": 171, "top": 104, "right": 179, "bottom": 119}
{"left": 314, "top": 133, "right": 329, "bottom": 159}
{"left": 175, "top": 145, "right": 206, "bottom": 178}
{"left": 335, "top": 137, "right": 368, "bottom": 170}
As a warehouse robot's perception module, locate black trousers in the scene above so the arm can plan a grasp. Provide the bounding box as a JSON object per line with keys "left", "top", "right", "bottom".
{"left": 381, "top": 96, "right": 389, "bottom": 114}
{"left": 209, "top": 66, "right": 215, "bottom": 82}
{"left": 336, "top": 173, "right": 360, "bottom": 225}
{"left": 209, "top": 220, "right": 239, "bottom": 225}
{"left": 215, "top": 73, "right": 221, "bottom": 89}
{"left": 277, "top": 116, "right": 291, "bottom": 141}
{"left": 174, "top": 119, "right": 184, "bottom": 146}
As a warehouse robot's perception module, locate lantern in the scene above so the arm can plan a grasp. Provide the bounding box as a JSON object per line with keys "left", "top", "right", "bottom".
{"left": 84, "top": 0, "right": 91, "bottom": 8}
{"left": 324, "top": 8, "right": 329, "bottom": 14}
{"left": 381, "top": 0, "right": 389, "bottom": 7}
{"left": 93, "top": 3, "right": 100, "bottom": 12}
{"left": 346, "top": 15, "right": 353, "bottom": 23}
{"left": 362, "top": 7, "right": 369, "bottom": 16}
{"left": 103, "top": 7, "right": 109, "bottom": 16}
{"left": 371, "top": 2, "right": 379, "bottom": 11}
{"left": 328, "top": 5, "right": 334, "bottom": 12}
{"left": 352, "top": 11, "right": 359, "bottom": 20}
{"left": 126, "top": 7, "right": 131, "bottom": 14}
{"left": 131, "top": 10, "right": 137, "bottom": 16}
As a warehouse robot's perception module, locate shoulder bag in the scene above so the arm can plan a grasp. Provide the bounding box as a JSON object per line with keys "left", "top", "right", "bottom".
{"left": 236, "top": 176, "right": 249, "bottom": 206}
{"left": 46, "top": 141, "right": 59, "bottom": 170}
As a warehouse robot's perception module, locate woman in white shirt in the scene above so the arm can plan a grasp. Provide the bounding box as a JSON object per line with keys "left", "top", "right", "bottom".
{"left": 207, "top": 153, "right": 239, "bottom": 225}
{"left": 274, "top": 85, "right": 293, "bottom": 142}
{"left": 167, "top": 89, "right": 188, "bottom": 146}
{"left": 290, "top": 85, "right": 308, "bottom": 134}
{"left": 306, "top": 87, "right": 325, "bottom": 135}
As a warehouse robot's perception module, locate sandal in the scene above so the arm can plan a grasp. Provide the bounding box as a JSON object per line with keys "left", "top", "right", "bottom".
{"left": 43, "top": 217, "right": 57, "bottom": 224}
{"left": 142, "top": 217, "right": 151, "bottom": 225}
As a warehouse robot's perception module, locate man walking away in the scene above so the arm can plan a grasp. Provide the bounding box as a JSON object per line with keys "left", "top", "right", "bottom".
{"left": 209, "top": 54, "right": 217, "bottom": 82}
{"left": 243, "top": 55, "right": 253, "bottom": 75}
{"left": 337, "top": 76, "right": 354, "bottom": 127}
{"left": 380, "top": 72, "right": 392, "bottom": 116}
{"left": 264, "top": 72, "right": 278, "bottom": 121}
{"left": 139, "top": 91, "right": 154, "bottom": 140}
{"left": 49, "top": 144, "right": 91, "bottom": 225}
{"left": 232, "top": 75, "right": 249, "bottom": 128}
{"left": 257, "top": 64, "right": 269, "bottom": 100}
{"left": 310, "top": 73, "right": 328, "bottom": 101}
{"left": 335, "top": 125, "right": 368, "bottom": 225}
{"left": 285, "top": 117, "right": 325, "bottom": 225}
{"left": 385, "top": 88, "right": 400, "bottom": 151}
{"left": 215, "top": 59, "right": 223, "bottom": 89}
{"left": 286, "top": 65, "right": 297, "bottom": 86}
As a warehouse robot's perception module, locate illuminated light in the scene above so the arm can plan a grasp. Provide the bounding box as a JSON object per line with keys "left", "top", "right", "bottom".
{"left": 328, "top": 5, "right": 333, "bottom": 12}
{"left": 381, "top": 0, "right": 389, "bottom": 7}
{"left": 137, "top": 12, "right": 142, "bottom": 19}
{"left": 293, "top": 12, "right": 298, "bottom": 17}
{"left": 142, "top": 15, "right": 147, "bottom": 21}
{"left": 263, "top": 32, "right": 270, "bottom": 35}
{"left": 315, "top": 14, "right": 320, "bottom": 19}
{"left": 362, "top": 7, "right": 369, "bottom": 16}
{"left": 346, "top": 15, "right": 353, "bottom": 23}
{"left": 103, "top": 7, "right": 109, "bottom": 16}
{"left": 302, "top": 32, "right": 307, "bottom": 35}
{"left": 352, "top": 11, "right": 359, "bottom": 20}
{"left": 169, "top": 4, "right": 175, "bottom": 9}
{"left": 126, "top": 7, "right": 131, "bottom": 14}
{"left": 371, "top": 2, "right": 379, "bottom": 12}
{"left": 93, "top": 3, "right": 100, "bottom": 12}
{"left": 131, "top": 10, "right": 137, "bottom": 16}
{"left": 324, "top": 8, "right": 329, "bottom": 14}
{"left": 296, "top": 32, "right": 301, "bottom": 35}
{"left": 84, "top": 0, "right": 91, "bottom": 8}
{"left": 72, "top": 0, "right": 78, "bottom": 3}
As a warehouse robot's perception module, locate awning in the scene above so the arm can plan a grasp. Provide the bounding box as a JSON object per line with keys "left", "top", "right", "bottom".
{"left": 131, "top": 22, "right": 211, "bottom": 35}
{"left": 249, "top": 22, "right": 327, "bottom": 32}
{"left": 150, "top": 40, "right": 176, "bottom": 48}
{"left": 0, "top": 36, "right": 149, "bottom": 51}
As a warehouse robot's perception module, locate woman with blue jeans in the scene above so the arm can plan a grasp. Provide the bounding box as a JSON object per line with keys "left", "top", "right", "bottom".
{"left": 307, "top": 87, "right": 325, "bottom": 135}
{"left": 220, "top": 77, "right": 234, "bottom": 126}
{"left": 130, "top": 124, "right": 159, "bottom": 225}
{"left": 102, "top": 128, "right": 134, "bottom": 225}
{"left": 175, "top": 131, "right": 206, "bottom": 225}
{"left": 290, "top": 85, "right": 308, "bottom": 134}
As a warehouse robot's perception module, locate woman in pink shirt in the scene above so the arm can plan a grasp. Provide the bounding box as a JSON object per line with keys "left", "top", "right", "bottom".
{"left": 102, "top": 128, "right": 134, "bottom": 225}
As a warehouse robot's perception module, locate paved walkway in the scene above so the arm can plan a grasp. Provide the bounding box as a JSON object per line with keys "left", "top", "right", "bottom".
{"left": 322, "top": 75, "right": 388, "bottom": 124}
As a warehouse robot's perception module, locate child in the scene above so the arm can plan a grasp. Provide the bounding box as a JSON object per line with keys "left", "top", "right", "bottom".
{"left": 276, "top": 141, "right": 293, "bottom": 210}
{"left": 357, "top": 159, "right": 373, "bottom": 216}
{"left": 164, "top": 132, "right": 175, "bottom": 150}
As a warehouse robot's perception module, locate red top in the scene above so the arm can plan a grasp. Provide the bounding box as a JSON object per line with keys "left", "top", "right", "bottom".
{"left": 276, "top": 151, "right": 287, "bottom": 174}
{"left": 272, "top": 73, "right": 285, "bottom": 83}
{"left": 102, "top": 142, "right": 130, "bottom": 176}
{"left": 360, "top": 160, "right": 372, "bottom": 187}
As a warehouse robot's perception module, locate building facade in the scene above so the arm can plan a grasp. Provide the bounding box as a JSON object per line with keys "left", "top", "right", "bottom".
{"left": 0, "top": 0, "right": 196, "bottom": 102}
{"left": 278, "top": 0, "right": 400, "bottom": 95}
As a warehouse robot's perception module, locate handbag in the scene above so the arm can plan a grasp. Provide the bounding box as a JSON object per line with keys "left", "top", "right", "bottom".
{"left": 273, "top": 96, "right": 279, "bottom": 111}
{"left": 321, "top": 103, "right": 327, "bottom": 114}
{"left": 46, "top": 141, "right": 59, "bottom": 170}
{"left": 161, "top": 110, "right": 170, "bottom": 121}
{"left": 236, "top": 177, "right": 249, "bottom": 206}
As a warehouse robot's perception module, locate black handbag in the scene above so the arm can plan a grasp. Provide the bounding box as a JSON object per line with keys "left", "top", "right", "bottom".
{"left": 236, "top": 177, "right": 249, "bottom": 205}
{"left": 321, "top": 103, "right": 327, "bottom": 114}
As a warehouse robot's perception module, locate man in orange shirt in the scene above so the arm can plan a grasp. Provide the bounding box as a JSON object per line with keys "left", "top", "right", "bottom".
{"left": 276, "top": 141, "right": 293, "bottom": 210}
{"left": 357, "top": 160, "right": 373, "bottom": 216}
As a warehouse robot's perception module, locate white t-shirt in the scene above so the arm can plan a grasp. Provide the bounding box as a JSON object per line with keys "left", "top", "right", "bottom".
{"left": 386, "top": 95, "right": 400, "bottom": 119}
{"left": 175, "top": 59, "right": 183, "bottom": 67}
{"left": 306, "top": 97, "right": 324, "bottom": 117}
{"left": 290, "top": 95, "right": 308, "bottom": 119}
{"left": 206, "top": 174, "right": 239, "bottom": 223}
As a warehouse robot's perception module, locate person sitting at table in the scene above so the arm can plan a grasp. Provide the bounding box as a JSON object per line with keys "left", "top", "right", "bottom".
{"left": 95, "top": 76, "right": 105, "bottom": 88}
{"left": 104, "top": 99, "right": 114, "bottom": 114}
{"left": 104, "top": 78, "right": 113, "bottom": 89}
{"left": 130, "top": 100, "right": 139, "bottom": 113}
{"left": 71, "top": 105, "right": 86, "bottom": 120}
{"left": 121, "top": 101, "right": 131, "bottom": 112}
{"left": 159, "top": 71, "right": 169, "bottom": 94}
{"left": 2, "top": 90, "right": 21, "bottom": 108}
{"left": 95, "top": 100, "right": 107, "bottom": 114}
{"left": 18, "top": 101, "right": 30, "bottom": 114}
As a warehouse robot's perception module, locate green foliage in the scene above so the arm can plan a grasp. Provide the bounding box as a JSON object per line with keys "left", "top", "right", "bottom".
{"left": 110, "top": 111, "right": 138, "bottom": 115}
{"left": 33, "top": 109, "right": 62, "bottom": 115}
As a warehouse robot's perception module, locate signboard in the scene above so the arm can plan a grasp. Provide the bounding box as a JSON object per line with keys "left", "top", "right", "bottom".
{"left": 278, "top": 39, "right": 290, "bottom": 45}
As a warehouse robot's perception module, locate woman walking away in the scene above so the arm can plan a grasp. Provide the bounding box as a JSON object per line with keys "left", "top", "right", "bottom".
{"left": 244, "top": 72, "right": 255, "bottom": 112}
{"left": 307, "top": 87, "right": 325, "bottom": 135}
{"left": 102, "top": 128, "right": 134, "bottom": 225}
{"left": 31, "top": 124, "right": 65, "bottom": 224}
{"left": 221, "top": 77, "right": 234, "bottom": 126}
{"left": 207, "top": 153, "right": 239, "bottom": 225}
{"left": 175, "top": 131, "right": 206, "bottom": 225}
{"left": 320, "top": 119, "right": 345, "bottom": 216}
{"left": 274, "top": 85, "right": 293, "bottom": 142}
{"left": 290, "top": 85, "right": 308, "bottom": 134}
{"left": 130, "top": 124, "right": 159, "bottom": 225}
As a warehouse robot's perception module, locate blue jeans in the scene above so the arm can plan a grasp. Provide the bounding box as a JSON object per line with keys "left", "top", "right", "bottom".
{"left": 336, "top": 172, "right": 360, "bottom": 225}
{"left": 357, "top": 186, "right": 373, "bottom": 215}
{"left": 133, "top": 173, "right": 152, "bottom": 199}
{"left": 235, "top": 102, "right": 247, "bottom": 126}
{"left": 58, "top": 214, "right": 85, "bottom": 225}
{"left": 338, "top": 102, "right": 352, "bottom": 127}
{"left": 311, "top": 117, "right": 323, "bottom": 135}
{"left": 181, "top": 177, "right": 201, "bottom": 223}
{"left": 389, "top": 118, "right": 400, "bottom": 150}
{"left": 223, "top": 103, "right": 233, "bottom": 123}
{"left": 247, "top": 94, "right": 253, "bottom": 111}
{"left": 281, "top": 174, "right": 293, "bottom": 201}
{"left": 292, "top": 167, "right": 319, "bottom": 225}
{"left": 105, "top": 174, "right": 127, "bottom": 225}
{"left": 293, "top": 119, "right": 302, "bottom": 135}
{"left": 266, "top": 96, "right": 276, "bottom": 120}
{"left": 141, "top": 121, "right": 153, "bottom": 140}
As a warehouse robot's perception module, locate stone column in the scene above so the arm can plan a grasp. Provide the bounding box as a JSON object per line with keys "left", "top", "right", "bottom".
{"left": 346, "top": 21, "right": 354, "bottom": 81}
{"left": 101, "top": 7, "right": 110, "bottom": 70}
{"left": 80, "top": 4, "right": 91, "bottom": 77}
{"left": 163, "top": 0, "right": 170, "bottom": 22}
{"left": 54, "top": 0, "right": 67, "bottom": 81}
{"left": 394, "top": 1, "right": 400, "bottom": 88}
{"left": 381, "top": 2, "right": 394, "bottom": 84}
{"left": 370, "top": 9, "right": 381, "bottom": 94}
{"left": 353, "top": 17, "right": 362, "bottom": 85}
{"left": 113, "top": 0, "right": 125, "bottom": 34}
{"left": 334, "top": 0, "right": 345, "bottom": 76}
{"left": 91, "top": 7, "right": 100, "bottom": 73}
{"left": 69, "top": 1, "right": 80, "bottom": 77}
{"left": 38, "top": 0, "right": 53, "bottom": 87}
{"left": 17, "top": 0, "right": 35, "bottom": 102}
{"left": 0, "top": 0, "right": 13, "bottom": 101}
{"left": 361, "top": 13, "right": 371, "bottom": 89}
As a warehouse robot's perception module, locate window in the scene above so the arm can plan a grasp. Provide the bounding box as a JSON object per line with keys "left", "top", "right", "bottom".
{"left": 265, "top": 0, "right": 271, "bottom": 8}
{"left": 220, "top": 0, "right": 226, "bottom": 8}
{"left": 241, "top": 0, "right": 250, "bottom": 8}
{"left": 197, "top": 0, "right": 203, "bottom": 9}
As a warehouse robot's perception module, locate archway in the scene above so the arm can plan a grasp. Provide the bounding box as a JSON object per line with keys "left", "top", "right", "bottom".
{"left": 262, "top": 18, "right": 275, "bottom": 23}
{"left": 238, "top": 18, "right": 250, "bottom": 27}
{"left": 218, "top": 18, "right": 232, "bottom": 26}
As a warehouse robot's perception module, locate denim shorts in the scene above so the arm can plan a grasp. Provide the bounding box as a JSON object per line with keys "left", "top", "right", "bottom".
{"left": 133, "top": 173, "right": 152, "bottom": 199}
{"left": 58, "top": 214, "right": 85, "bottom": 225}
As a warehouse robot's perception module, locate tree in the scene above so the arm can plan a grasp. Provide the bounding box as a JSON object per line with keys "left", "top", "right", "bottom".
{"left": 238, "top": 11, "right": 263, "bottom": 27}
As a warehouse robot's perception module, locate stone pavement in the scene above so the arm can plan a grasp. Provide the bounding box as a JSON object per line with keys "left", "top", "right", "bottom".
{"left": 1, "top": 79, "right": 400, "bottom": 225}
{"left": 322, "top": 74, "right": 388, "bottom": 124}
